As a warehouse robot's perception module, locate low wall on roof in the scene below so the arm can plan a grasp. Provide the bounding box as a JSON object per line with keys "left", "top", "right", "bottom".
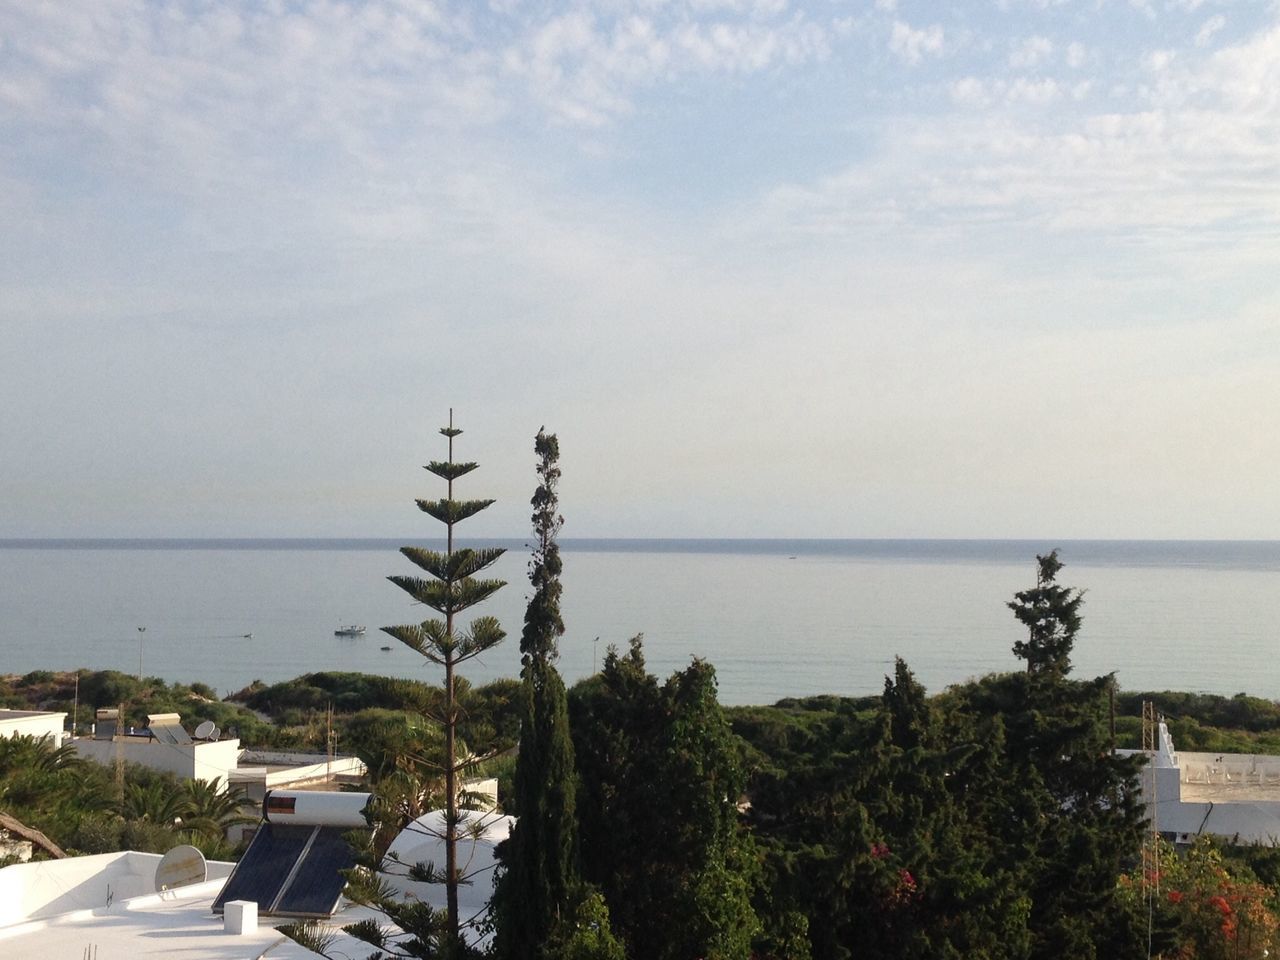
{"left": 0, "top": 851, "right": 234, "bottom": 927}
{"left": 1176, "top": 751, "right": 1280, "bottom": 787}
{"left": 73, "top": 736, "right": 242, "bottom": 788}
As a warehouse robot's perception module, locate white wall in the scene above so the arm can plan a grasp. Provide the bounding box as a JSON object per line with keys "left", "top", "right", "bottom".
{"left": 0, "top": 852, "right": 235, "bottom": 927}
{"left": 73, "top": 737, "right": 242, "bottom": 789}
{"left": 0, "top": 712, "right": 66, "bottom": 743}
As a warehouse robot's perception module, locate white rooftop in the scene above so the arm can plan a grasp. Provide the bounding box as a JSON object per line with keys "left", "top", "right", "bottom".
{"left": 0, "top": 796, "right": 512, "bottom": 959}
{"left": 1127, "top": 721, "right": 1280, "bottom": 845}
{"left": 0, "top": 882, "right": 325, "bottom": 959}
{"left": 0, "top": 855, "right": 325, "bottom": 960}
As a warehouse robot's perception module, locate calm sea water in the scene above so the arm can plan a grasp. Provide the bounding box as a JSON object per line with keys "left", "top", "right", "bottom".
{"left": 1, "top": 539, "right": 1278, "bottom": 705}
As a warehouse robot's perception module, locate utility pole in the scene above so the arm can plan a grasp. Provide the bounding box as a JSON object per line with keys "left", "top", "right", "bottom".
{"left": 137, "top": 626, "right": 146, "bottom": 680}
{"left": 326, "top": 702, "right": 334, "bottom": 785}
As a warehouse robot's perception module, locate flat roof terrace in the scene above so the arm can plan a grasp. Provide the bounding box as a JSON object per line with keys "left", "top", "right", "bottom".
{"left": 1169, "top": 751, "right": 1280, "bottom": 803}
{"left": 0, "top": 886, "right": 322, "bottom": 960}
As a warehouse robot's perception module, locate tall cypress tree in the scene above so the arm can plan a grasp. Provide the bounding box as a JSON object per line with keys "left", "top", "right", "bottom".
{"left": 979, "top": 551, "right": 1144, "bottom": 959}
{"left": 1008, "top": 549, "right": 1083, "bottom": 677}
{"left": 383, "top": 411, "right": 506, "bottom": 949}
{"left": 494, "top": 429, "right": 581, "bottom": 959}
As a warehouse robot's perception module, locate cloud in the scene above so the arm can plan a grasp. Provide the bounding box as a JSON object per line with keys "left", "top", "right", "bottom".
{"left": 1009, "top": 35, "right": 1053, "bottom": 69}
{"left": 889, "top": 20, "right": 944, "bottom": 65}
{"left": 734, "top": 19, "right": 1280, "bottom": 253}
{"left": 1007, "top": 77, "right": 1061, "bottom": 103}
{"left": 499, "top": 6, "right": 829, "bottom": 126}
{"left": 3, "top": 1, "right": 1280, "bottom": 539}
{"left": 1196, "top": 14, "right": 1227, "bottom": 47}
{"left": 950, "top": 76, "right": 990, "bottom": 107}
{"left": 950, "top": 76, "right": 1061, "bottom": 107}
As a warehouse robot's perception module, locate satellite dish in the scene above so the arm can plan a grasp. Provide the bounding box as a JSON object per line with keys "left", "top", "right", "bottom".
{"left": 209, "top": 726, "right": 221, "bottom": 741}
{"left": 194, "top": 720, "right": 216, "bottom": 740}
{"left": 155, "top": 844, "right": 207, "bottom": 892}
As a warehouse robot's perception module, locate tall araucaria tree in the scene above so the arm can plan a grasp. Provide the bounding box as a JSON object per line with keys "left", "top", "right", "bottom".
{"left": 383, "top": 411, "right": 506, "bottom": 950}
{"left": 493, "top": 429, "right": 585, "bottom": 959}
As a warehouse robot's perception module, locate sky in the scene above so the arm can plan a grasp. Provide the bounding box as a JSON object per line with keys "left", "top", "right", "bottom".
{"left": 2, "top": 0, "right": 1278, "bottom": 540}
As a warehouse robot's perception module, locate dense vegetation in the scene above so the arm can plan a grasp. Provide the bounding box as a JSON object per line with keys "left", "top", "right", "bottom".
{"left": 1, "top": 668, "right": 281, "bottom": 744}
{"left": 0, "top": 733, "right": 251, "bottom": 862}
{"left": 6, "top": 664, "right": 1280, "bottom": 958}
{"left": 10, "top": 542, "right": 1280, "bottom": 958}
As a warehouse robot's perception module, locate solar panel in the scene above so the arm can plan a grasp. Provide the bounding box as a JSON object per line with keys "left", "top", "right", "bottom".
{"left": 146, "top": 713, "right": 192, "bottom": 744}
{"left": 149, "top": 724, "right": 192, "bottom": 745}
{"left": 273, "top": 826, "right": 357, "bottom": 916}
{"left": 213, "top": 823, "right": 357, "bottom": 917}
{"left": 212, "top": 823, "right": 314, "bottom": 914}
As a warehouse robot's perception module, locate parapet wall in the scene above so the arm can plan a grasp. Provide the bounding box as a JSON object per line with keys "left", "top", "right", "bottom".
{"left": 0, "top": 852, "right": 234, "bottom": 927}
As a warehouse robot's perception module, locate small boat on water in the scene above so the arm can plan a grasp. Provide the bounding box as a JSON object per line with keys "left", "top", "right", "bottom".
{"left": 380, "top": 645, "right": 392, "bottom": 652}
{"left": 334, "top": 625, "right": 366, "bottom": 637}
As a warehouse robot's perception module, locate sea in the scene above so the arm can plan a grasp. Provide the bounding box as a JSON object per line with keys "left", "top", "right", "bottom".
{"left": 1, "top": 539, "right": 1278, "bottom": 706}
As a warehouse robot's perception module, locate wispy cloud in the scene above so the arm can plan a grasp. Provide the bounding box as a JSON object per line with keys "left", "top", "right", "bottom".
{"left": 1196, "top": 14, "right": 1227, "bottom": 46}
{"left": 504, "top": 10, "right": 829, "bottom": 126}
{"left": 1009, "top": 35, "right": 1054, "bottom": 69}
{"left": 888, "top": 20, "right": 945, "bottom": 65}
{"left": 3, "top": 1, "right": 1280, "bottom": 538}
{"left": 738, "top": 19, "right": 1280, "bottom": 253}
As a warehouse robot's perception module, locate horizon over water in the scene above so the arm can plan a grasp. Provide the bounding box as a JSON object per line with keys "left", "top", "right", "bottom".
{"left": 2, "top": 537, "right": 1279, "bottom": 705}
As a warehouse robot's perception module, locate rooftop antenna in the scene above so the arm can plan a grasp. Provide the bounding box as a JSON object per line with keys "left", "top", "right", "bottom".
{"left": 137, "top": 626, "right": 146, "bottom": 681}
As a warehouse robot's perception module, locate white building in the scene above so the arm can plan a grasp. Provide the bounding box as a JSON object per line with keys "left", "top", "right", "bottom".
{"left": 1127, "top": 720, "right": 1280, "bottom": 845}
{"left": 380, "top": 807, "right": 514, "bottom": 949}
{"left": 74, "top": 727, "right": 244, "bottom": 785}
{"left": 0, "top": 710, "right": 66, "bottom": 743}
{"left": 0, "top": 850, "right": 323, "bottom": 959}
{"left": 0, "top": 790, "right": 511, "bottom": 959}
{"left": 71, "top": 712, "right": 366, "bottom": 803}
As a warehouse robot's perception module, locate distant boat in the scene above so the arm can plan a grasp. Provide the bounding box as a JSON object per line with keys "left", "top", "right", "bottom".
{"left": 380, "top": 645, "right": 392, "bottom": 652}
{"left": 334, "top": 625, "right": 366, "bottom": 637}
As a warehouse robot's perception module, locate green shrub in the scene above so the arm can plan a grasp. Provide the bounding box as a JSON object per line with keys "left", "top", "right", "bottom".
{"left": 121, "top": 819, "right": 181, "bottom": 854}
{"left": 70, "top": 815, "right": 124, "bottom": 854}
{"left": 77, "top": 671, "right": 144, "bottom": 710}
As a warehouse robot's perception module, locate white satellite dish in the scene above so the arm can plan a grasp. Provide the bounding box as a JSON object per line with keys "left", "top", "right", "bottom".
{"left": 194, "top": 720, "right": 216, "bottom": 740}
{"left": 155, "top": 844, "right": 207, "bottom": 892}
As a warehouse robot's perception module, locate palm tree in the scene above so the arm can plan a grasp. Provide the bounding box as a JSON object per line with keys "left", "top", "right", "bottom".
{"left": 180, "top": 778, "right": 254, "bottom": 841}
{"left": 121, "top": 779, "right": 188, "bottom": 826}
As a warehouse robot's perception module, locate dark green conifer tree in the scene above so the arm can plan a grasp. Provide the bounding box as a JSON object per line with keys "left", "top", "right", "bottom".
{"left": 959, "top": 551, "right": 1144, "bottom": 960}
{"left": 1009, "top": 549, "right": 1083, "bottom": 676}
{"left": 383, "top": 411, "right": 506, "bottom": 950}
{"left": 874, "top": 659, "right": 1032, "bottom": 959}
{"left": 571, "top": 638, "right": 760, "bottom": 960}
{"left": 493, "top": 429, "right": 585, "bottom": 959}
